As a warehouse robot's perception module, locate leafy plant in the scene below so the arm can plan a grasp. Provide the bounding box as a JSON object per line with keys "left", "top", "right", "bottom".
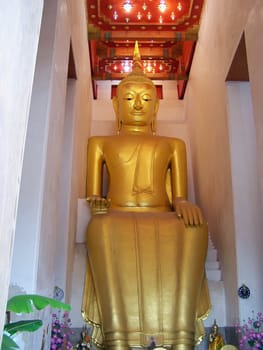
{"left": 1, "top": 294, "right": 71, "bottom": 350}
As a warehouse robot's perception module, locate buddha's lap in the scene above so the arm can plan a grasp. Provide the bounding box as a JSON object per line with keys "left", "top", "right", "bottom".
{"left": 84, "top": 210, "right": 209, "bottom": 342}
{"left": 86, "top": 210, "right": 208, "bottom": 294}
{"left": 86, "top": 210, "right": 207, "bottom": 244}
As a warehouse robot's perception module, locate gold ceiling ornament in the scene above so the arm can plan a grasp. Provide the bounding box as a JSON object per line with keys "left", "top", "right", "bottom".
{"left": 109, "top": 0, "right": 183, "bottom": 21}
{"left": 122, "top": 0, "right": 133, "bottom": 12}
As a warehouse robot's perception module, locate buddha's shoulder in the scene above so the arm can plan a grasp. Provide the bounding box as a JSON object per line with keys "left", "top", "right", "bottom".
{"left": 88, "top": 135, "right": 117, "bottom": 144}
{"left": 88, "top": 135, "right": 131, "bottom": 150}
{"left": 156, "top": 135, "right": 186, "bottom": 147}
{"left": 88, "top": 135, "right": 185, "bottom": 147}
{"left": 156, "top": 135, "right": 184, "bottom": 142}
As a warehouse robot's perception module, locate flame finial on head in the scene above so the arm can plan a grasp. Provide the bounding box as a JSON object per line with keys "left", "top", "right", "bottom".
{"left": 134, "top": 40, "right": 140, "bottom": 59}
{"left": 118, "top": 41, "right": 154, "bottom": 86}
{"left": 133, "top": 40, "right": 142, "bottom": 71}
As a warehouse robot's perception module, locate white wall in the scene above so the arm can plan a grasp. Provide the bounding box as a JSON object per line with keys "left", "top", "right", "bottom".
{"left": 185, "top": 0, "right": 263, "bottom": 325}
{"left": 227, "top": 82, "right": 263, "bottom": 320}
{"left": 11, "top": 0, "right": 66, "bottom": 295}
{"left": 7, "top": 0, "right": 92, "bottom": 347}
{"left": 0, "top": 0, "right": 44, "bottom": 341}
{"left": 245, "top": 2, "right": 263, "bottom": 211}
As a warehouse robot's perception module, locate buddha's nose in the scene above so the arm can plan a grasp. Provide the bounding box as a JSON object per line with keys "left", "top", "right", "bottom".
{"left": 134, "top": 95, "right": 143, "bottom": 110}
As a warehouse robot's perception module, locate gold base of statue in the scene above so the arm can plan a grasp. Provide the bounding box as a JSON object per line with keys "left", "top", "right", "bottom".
{"left": 82, "top": 211, "right": 210, "bottom": 349}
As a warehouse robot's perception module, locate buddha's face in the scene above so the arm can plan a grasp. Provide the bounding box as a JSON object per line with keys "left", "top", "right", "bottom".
{"left": 113, "top": 81, "right": 159, "bottom": 129}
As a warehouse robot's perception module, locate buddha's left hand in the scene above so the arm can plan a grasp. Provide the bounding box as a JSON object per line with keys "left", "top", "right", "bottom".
{"left": 173, "top": 198, "right": 204, "bottom": 226}
{"left": 87, "top": 196, "right": 111, "bottom": 215}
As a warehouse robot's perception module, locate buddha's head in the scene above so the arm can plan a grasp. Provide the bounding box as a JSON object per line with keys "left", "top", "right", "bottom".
{"left": 112, "top": 41, "right": 159, "bottom": 134}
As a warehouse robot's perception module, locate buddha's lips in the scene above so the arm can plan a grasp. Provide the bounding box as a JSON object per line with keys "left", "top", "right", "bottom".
{"left": 132, "top": 112, "right": 145, "bottom": 116}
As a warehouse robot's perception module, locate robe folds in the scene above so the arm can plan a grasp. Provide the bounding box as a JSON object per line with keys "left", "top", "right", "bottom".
{"left": 82, "top": 210, "right": 210, "bottom": 349}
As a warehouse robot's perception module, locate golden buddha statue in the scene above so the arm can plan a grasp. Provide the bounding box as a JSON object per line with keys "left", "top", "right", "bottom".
{"left": 82, "top": 42, "right": 210, "bottom": 350}
{"left": 209, "top": 320, "right": 225, "bottom": 350}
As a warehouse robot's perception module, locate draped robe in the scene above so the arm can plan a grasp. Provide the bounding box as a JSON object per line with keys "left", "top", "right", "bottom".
{"left": 82, "top": 135, "right": 210, "bottom": 349}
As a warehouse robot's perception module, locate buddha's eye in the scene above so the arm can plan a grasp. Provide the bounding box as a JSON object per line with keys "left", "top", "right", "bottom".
{"left": 123, "top": 95, "right": 134, "bottom": 101}
{"left": 142, "top": 96, "right": 152, "bottom": 102}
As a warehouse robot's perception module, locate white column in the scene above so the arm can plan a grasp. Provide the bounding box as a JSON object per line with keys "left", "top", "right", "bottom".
{"left": 227, "top": 81, "right": 263, "bottom": 319}
{"left": 0, "top": 0, "right": 44, "bottom": 340}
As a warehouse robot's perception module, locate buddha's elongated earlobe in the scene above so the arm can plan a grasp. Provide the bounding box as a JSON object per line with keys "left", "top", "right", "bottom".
{"left": 151, "top": 119, "right": 156, "bottom": 135}
{"left": 117, "top": 120, "right": 122, "bottom": 134}
{"left": 151, "top": 98, "right": 159, "bottom": 134}
{"left": 112, "top": 95, "right": 122, "bottom": 133}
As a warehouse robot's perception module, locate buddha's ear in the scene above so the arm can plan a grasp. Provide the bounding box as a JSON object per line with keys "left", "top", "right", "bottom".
{"left": 112, "top": 96, "right": 121, "bottom": 133}
{"left": 151, "top": 98, "right": 159, "bottom": 134}
{"left": 112, "top": 95, "right": 118, "bottom": 116}
{"left": 154, "top": 97, "right": 160, "bottom": 116}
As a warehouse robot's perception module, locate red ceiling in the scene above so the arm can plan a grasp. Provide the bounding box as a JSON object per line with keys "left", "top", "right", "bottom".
{"left": 86, "top": 0, "right": 204, "bottom": 99}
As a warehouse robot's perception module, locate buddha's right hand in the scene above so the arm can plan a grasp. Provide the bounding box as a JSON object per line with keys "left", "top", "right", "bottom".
{"left": 174, "top": 197, "right": 204, "bottom": 226}
{"left": 87, "top": 196, "right": 111, "bottom": 215}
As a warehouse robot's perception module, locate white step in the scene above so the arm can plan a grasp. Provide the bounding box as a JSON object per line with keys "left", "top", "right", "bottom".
{"left": 206, "top": 248, "right": 218, "bottom": 261}
{"left": 206, "top": 269, "right": 222, "bottom": 281}
{"left": 204, "top": 280, "right": 226, "bottom": 326}
{"left": 205, "top": 261, "right": 220, "bottom": 269}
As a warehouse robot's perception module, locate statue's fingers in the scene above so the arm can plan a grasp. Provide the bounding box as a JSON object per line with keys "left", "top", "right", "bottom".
{"left": 196, "top": 207, "right": 204, "bottom": 225}
{"left": 95, "top": 198, "right": 101, "bottom": 207}
{"left": 186, "top": 207, "right": 195, "bottom": 226}
{"left": 189, "top": 207, "right": 204, "bottom": 225}
{"left": 191, "top": 208, "right": 200, "bottom": 225}
{"left": 175, "top": 204, "right": 182, "bottom": 219}
{"left": 181, "top": 207, "right": 190, "bottom": 225}
{"left": 87, "top": 196, "right": 99, "bottom": 205}
{"left": 87, "top": 197, "right": 95, "bottom": 207}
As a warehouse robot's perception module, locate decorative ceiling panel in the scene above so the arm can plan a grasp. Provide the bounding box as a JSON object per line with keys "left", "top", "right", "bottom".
{"left": 86, "top": 0, "right": 205, "bottom": 99}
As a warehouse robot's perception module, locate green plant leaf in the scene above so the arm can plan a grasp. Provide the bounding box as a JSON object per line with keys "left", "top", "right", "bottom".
{"left": 6, "top": 294, "right": 71, "bottom": 314}
{"left": 4, "top": 320, "right": 43, "bottom": 335}
{"left": 1, "top": 333, "right": 19, "bottom": 350}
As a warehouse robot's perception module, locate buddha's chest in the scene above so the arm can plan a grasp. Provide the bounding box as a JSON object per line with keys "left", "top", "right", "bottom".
{"left": 103, "top": 137, "right": 171, "bottom": 168}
